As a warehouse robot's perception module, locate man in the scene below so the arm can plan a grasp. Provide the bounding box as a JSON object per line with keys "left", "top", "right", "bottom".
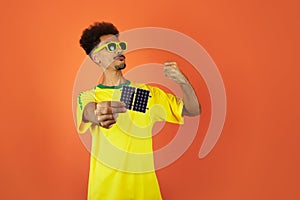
{"left": 77, "top": 22, "right": 201, "bottom": 200}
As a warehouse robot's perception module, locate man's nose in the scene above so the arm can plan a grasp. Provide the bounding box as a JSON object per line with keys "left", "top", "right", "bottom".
{"left": 116, "top": 48, "right": 123, "bottom": 55}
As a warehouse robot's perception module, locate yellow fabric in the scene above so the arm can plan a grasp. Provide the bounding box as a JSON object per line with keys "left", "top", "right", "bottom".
{"left": 76, "top": 81, "right": 184, "bottom": 200}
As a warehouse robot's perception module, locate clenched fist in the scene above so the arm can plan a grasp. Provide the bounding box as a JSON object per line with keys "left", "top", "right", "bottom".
{"left": 164, "top": 62, "right": 188, "bottom": 84}
{"left": 94, "top": 101, "right": 127, "bottom": 128}
{"left": 83, "top": 101, "right": 127, "bottom": 129}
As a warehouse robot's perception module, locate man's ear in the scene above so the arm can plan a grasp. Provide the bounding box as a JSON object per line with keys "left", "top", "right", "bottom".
{"left": 91, "top": 53, "right": 101, "bottom": 64}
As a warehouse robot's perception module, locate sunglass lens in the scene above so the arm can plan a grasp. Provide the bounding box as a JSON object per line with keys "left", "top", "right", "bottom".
{"left": 119, "top": 42, "right": 127, "bottom": 50}
{"left": 107, "top": 43, "right": 117, "bottom": 51}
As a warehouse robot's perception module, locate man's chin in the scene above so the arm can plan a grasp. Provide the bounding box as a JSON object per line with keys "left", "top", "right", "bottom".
{"left": 115, "top": 63, "right": 126, "bottom": 70}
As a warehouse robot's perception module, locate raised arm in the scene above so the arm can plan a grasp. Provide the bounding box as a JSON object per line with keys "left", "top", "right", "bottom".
{"left": 163, "top": 62, "right": 201, "bottom": 116}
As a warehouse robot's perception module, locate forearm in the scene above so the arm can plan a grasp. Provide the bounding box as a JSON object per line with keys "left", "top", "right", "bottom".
{"left": 163, "top": 61, "right": 201, "bottom": 116}
{"left": 180, "top": 82, "right": 201, "bottom": 116}
{"left": 82, "top": 102, "right": 99, "bottom": 125}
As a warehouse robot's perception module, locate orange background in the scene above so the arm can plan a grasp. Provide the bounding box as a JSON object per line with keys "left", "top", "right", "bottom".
{"left": 1, "top": 0, "right": 299, "bottom": 199}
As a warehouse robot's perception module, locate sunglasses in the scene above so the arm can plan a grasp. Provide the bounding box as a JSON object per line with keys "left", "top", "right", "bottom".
{"left": 93, "top": 41, "right": 127, "bottom": 53}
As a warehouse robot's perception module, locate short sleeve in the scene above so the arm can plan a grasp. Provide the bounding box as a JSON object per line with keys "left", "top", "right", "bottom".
{"left": 150, "top": 86, "right": 184, "bottom": 124}
{"left": 76, "top": 90, "right": 95, "bottom": 134}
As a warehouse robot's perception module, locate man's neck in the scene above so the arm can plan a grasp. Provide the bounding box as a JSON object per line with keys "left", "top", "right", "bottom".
{"left": 101, "top": 70, "right": 126, "bottom": 86}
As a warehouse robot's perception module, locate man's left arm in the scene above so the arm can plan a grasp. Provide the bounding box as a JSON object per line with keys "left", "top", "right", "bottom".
{"left": 164, "top": 62, "right": 201, "bottom": 116}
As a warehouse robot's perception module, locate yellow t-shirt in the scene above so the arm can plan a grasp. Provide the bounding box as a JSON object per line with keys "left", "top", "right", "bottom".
{"left": 77, "top": 80, "right": 184, "bottom": 200}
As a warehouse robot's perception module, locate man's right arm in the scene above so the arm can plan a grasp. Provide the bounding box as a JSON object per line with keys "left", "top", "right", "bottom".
{"left": 82, "top": 101, "right": 127, "bottom": 129}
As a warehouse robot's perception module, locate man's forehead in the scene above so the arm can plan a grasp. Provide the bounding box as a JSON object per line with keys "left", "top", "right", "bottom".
{"left": 99, "top": 34, "right": 119, "bottom": 43}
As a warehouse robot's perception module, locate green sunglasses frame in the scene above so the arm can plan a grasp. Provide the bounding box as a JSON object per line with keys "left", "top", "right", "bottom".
{"left": 93, "top": 41, "right": 127, "bottom": 54}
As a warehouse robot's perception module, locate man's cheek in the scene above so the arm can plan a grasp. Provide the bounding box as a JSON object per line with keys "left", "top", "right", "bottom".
{"left": 102, "top": 57, "right": 114, "bottom": 68}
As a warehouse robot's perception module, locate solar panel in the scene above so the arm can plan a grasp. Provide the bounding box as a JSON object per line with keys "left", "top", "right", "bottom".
{"left": 120, "top": 86, "right": 151, "bottom": 113}
{"left": 120, "top": 85, "right": 135, "bottom": 110}
{"left": 133, "top": 88, "right": 150, "bottom": 113}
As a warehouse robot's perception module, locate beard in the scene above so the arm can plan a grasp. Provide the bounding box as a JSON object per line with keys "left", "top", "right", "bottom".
{"left": 115, "top": 62, "right": 126, "bottom": 70}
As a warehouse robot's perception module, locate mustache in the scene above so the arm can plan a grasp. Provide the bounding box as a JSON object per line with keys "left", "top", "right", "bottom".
{"left": 113, "top": 54, "right": 126, "bottom": 60}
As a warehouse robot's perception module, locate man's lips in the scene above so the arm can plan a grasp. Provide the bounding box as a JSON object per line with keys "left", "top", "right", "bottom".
{"left": 114, "top": 55, "right": 126, "bottom": 61}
